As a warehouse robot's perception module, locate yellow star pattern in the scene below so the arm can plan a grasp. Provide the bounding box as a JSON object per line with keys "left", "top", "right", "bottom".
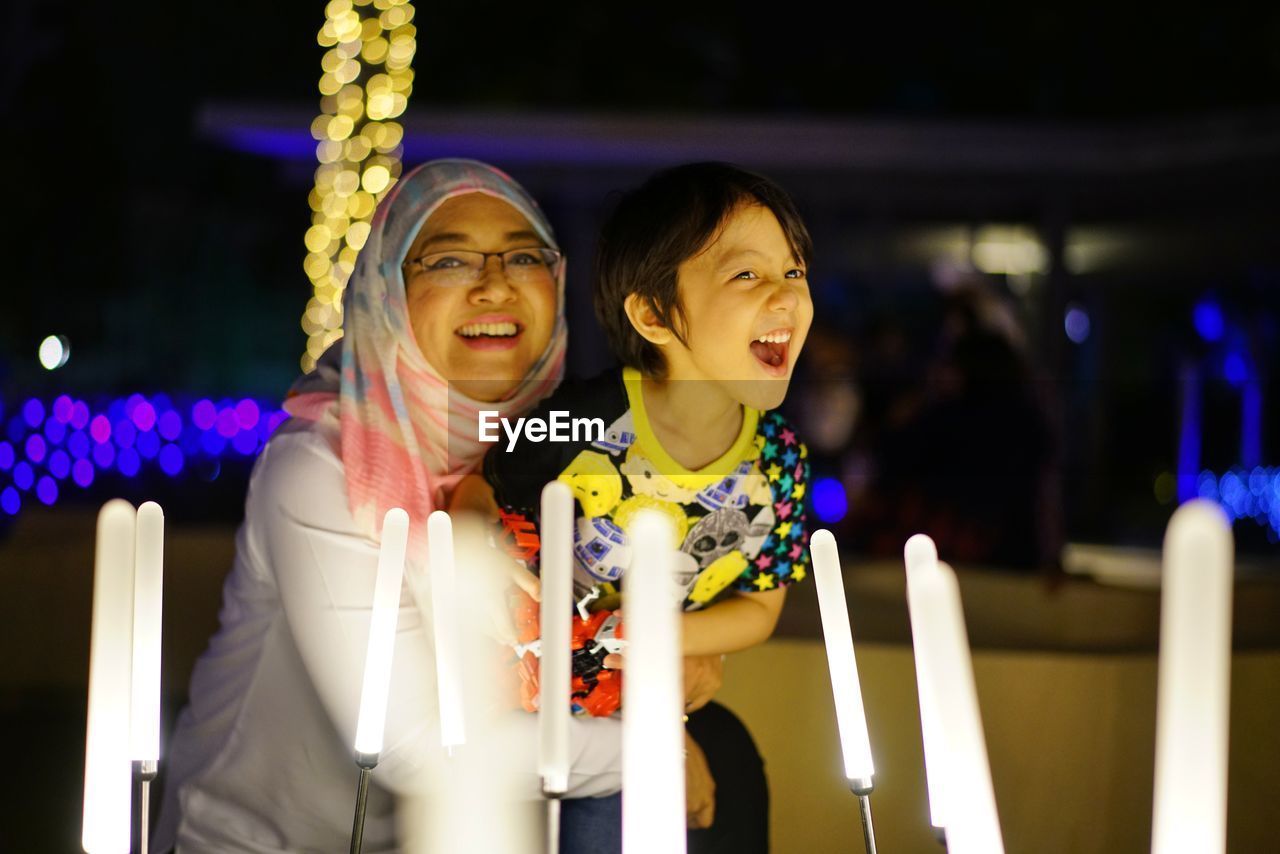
{"left": 753, "top": 574, "right": 776, "bottom": 590}
{"left": 776, "top": 521, "right": 794, "bottom": 539}
{"left": 791, "top": 482, "right": 806, "bottom": 500}
{"left": 766, "top": 463, "right": 782, "bottom": 482}
{"left": 790, "top": 564, "right": 807, "bottom": 582}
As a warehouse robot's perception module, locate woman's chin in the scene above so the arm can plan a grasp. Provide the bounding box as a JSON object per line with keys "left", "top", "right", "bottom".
{"left": 449, "top": 374, "right": 523, "bottom": 403}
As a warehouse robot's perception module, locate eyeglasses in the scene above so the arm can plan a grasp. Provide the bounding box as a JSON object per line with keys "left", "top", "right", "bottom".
{"left": 403, "top": 247, "right": 562, "bottom": 287}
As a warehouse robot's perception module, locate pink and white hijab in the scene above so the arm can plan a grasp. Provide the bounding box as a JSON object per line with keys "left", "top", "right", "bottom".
{"left": 284, "top": 159, "right": 567, "bottom": 541}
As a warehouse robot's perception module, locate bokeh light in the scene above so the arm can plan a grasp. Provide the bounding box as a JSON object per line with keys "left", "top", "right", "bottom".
{"left": 49, "top": 449, "right": 71, "bottom": 480}
{"left": 36, "top": 476, "right": 58, "bottom": 506}
{"left": 302, "top": 0, "right": 417, "bottom": 373}
{"left": 22, "top": 399, "right": 44, "bottom": 429}
{"left": 1064, "top": 305, "right": 1091, "bottom": 344}
{"left": 159, "top": 444, "right": 185, "bottom": 476}
{"left": 0, "top": 393, "right": 285, "bottom": 517}
{"left": 68, "top": 431, "right": 90, "bottom": 459}
{"left": 72, "top": 459, "right": 95, "bottom": 488}
{"left": 158, "top": 410, "right": 183, "bottom": 441}
{"left": 14, "top": 462, "right": 34, "bottom": 491}
{"left": 192, "top": 399, "right": 217, "bottom": 431}
{"left": 25, "top": 434, "right": 47, "bottom": 464}
{"left": 1193, "top": 298, "right": 1225, "bottom": 342}
{"left": 1223, "top": 352, "right": 1248, "bottom": 387}
{"left": 52, "top": 395, "right": 74, "bottom": 423}
{"left": 117, "top": 447, "right": 141, "bottom": 478}
{"left": 38, "top": 335, "right": 71, "bottom": 370}
{"left": 812, "top": 477, "right": 849, "bottom": 524}
{"left": 90, "top": 415, "right": 112, "bottom": 444}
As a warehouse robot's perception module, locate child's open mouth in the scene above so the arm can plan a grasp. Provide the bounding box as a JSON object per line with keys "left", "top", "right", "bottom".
{"left": 749, "top": 329, "right": 791, "bottom": 372}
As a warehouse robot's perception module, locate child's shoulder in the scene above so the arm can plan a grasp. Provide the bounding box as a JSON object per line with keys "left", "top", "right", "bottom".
{"left": 752, "top": 408, "right": 808, "bottom": 458}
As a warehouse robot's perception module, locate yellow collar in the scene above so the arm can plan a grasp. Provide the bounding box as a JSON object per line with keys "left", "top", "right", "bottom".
{"left": 621, "top": 366, "right": 760, "bottom": 482}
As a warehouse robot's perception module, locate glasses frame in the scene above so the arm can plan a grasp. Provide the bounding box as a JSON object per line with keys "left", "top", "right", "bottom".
{"left": 402, "top": 246, "right": 563, "bottom": 287}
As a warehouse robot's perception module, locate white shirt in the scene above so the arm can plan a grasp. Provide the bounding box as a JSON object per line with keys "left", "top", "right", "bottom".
{"left": 154, "top": 419, "right": 622, "bottom": 853}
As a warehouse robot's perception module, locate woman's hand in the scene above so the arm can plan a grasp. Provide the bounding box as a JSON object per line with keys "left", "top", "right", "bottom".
{"left": 681, "top": 653, "right": 724, "bottom": 714}
{"left": 685, "top": 731, "right": 716, "bottom": 829}
{"left": 600, "top": 652, "right": 723, "bottom": 714}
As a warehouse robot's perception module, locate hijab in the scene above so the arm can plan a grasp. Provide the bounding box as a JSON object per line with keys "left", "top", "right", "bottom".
{"left": 284, "top": 159, "right": 567, "bottom": 540}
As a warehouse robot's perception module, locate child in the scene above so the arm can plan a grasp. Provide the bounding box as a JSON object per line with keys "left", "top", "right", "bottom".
{"left": 457, "top": 160, "right": 814, "bottom": 670}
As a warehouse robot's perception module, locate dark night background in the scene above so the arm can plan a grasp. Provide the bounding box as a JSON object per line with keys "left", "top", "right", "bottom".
{"left": 5, "top": 2, "right": 1280, "bottom": 552}
{"left": 2, "top": 3, "right": 1280, "bottom": 850}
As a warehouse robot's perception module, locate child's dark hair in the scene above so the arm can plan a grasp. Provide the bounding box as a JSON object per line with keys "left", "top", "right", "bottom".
{"left": 593, "top": 162, "right": 813, "bottom": 377}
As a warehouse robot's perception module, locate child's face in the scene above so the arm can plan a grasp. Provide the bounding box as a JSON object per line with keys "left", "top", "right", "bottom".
{"left": 663, "top": 202, "right": 813, "bottom": 410}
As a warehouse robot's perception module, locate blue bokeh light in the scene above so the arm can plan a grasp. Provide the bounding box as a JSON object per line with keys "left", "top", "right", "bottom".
{"left": 117, "top": 447, "right": 141, "bottom": 478}
{"left": 1193, "top": 299, "right": 1225, "bottom": 342}
{"left": 14, "top": 461, "right": 35, "bottom": 491}
{"left": 1064, "top": 306, "right": 1091, "bottom": 344}
{"left": 158, "top": 410, "right": 182, "bottom": 441}
{"left": 49, "top": 449, "right": 71, "bottom": 480}
{"left": 113, "top": 419, "right": 138, "bottom": 449}
{"left": 24, "top": 434, "right": 47, "bottom": 464}
{"left": 159, "top": 444, "right": 185, "bottom": 476}
{"left": 44, "top": 417, "right": 67, "bottom": 444}
{"left": 1223, "top": 352, "right": 1248, "bottom": 387}
{"left": 68, "top": 430, "right": 90, "bottom": 459}
{"left": 136, "top": 430, "right": 161, "bottom": 460}
{"left": 201, "top": 432, "right": 228, "bottom": 456}
{"left": 0, "top": 393, "right": 286, "bottom": 517}
{"left": 22, "top": 399, "right": 44, "bottom": 428}
{"left": 92, "top": 442, "right": 115, "bottom": 469}
{"left": 232, "top": 430, "right": 260, "bottom": 456}
{"left": 52, "top": 395, "right": 74, "bottom": 424}
{"left": 70, "top": 401, "right": 90, "bottom": 429}
{"left": 1, "top": 487, "right": 19, "bottom": 515}
{"left": 812, "top": 477, "right": 849, "bottom": 524}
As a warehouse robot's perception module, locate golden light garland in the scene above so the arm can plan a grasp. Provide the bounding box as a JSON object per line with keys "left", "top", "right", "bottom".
{"left": 300, "top": 0, "right": 417, "bottom": 372}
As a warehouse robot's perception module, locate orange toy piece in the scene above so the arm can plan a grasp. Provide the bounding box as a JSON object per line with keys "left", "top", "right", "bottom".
{"left": 508, "top": 588, "right": 627, "bottom": 717}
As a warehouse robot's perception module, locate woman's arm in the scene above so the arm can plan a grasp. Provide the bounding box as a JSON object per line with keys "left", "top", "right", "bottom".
{"left": 252, "top": 428, "right": 617, "bottom": 797}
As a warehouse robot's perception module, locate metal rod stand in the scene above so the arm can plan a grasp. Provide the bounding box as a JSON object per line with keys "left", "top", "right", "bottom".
{"left": 136, "top": 759, "right": 157, "bottom": 854}
{"left": 545, "top": 793, "right": 562, "bottom": 854}
{"left": 350, "top": 753, "right": 378, "bottom": 854}
{"left": 856, "top": 793, "right": 877, "bottom": 854}
{"left": 850, "top": 779, "right": 878, "bottom": 854}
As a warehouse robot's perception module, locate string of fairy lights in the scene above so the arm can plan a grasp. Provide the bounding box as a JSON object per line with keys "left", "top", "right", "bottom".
{"left": 301, "top": 0, "right": 417, "bottom": 372}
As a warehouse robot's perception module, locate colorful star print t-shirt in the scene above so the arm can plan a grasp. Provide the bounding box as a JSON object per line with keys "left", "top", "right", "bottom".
{"left": 482, "top": 366, "right": 811, "bottom": 610}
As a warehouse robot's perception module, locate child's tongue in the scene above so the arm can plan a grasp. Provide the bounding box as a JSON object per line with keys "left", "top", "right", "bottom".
{"left": 750, "top": 340, "right": 785, "bottom": 368}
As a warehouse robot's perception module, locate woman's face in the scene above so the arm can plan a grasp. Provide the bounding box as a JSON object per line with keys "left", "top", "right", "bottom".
{"left": 403, "top": 193, "right": 558, "bottom": 402}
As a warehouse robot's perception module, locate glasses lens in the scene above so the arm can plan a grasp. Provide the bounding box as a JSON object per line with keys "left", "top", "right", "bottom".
{"left": 502, "top": 248, "right": 559, "bottom": 283}
{"left": 418, "top": 251, "right": 484, "bottom": 286}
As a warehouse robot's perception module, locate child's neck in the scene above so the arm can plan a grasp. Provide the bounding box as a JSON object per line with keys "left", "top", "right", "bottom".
{"left": 639, "top": 375, "right": 743, "bottom": 471}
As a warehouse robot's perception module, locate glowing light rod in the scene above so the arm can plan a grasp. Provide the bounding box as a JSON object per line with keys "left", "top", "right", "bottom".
{"left": 82, "top": 500, "right": 136, "bottom": 854}
{"left": 622, "top": 510, "right": 686, "bottom": 854}
{"left": 1151, "top": 499, "right": 1233, "bottom": 854}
